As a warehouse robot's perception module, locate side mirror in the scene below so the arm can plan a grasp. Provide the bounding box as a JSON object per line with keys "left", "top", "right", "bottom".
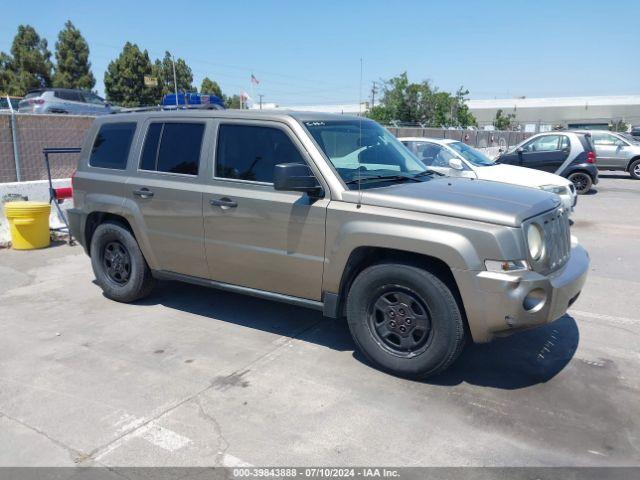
{"left": 517, "top": 146, "right": 525, "bottom": 154}
{"left": 274, "top": 163, "right": 323, "bottom": 197}
{"left": 615, "top": 140, "right": 625, "bottom": 147}
{"left": 448, "top": 158, "right": 464, "bottom": 171}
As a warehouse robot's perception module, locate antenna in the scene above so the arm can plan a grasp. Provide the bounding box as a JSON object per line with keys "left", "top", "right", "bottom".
{"left": 357, "top": 57, "right": 363, "bottom": 209}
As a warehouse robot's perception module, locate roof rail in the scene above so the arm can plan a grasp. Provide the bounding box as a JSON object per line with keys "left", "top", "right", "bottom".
{"left": 111, "top": 106, "right": 164, "bottom": 114}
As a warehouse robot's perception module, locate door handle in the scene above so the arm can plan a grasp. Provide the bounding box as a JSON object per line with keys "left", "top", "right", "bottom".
{"left": 133, "top": 188, "right": 154, "bottom": 198}
{"left": 209, "top": 197, "right": 237, "bottom": 208}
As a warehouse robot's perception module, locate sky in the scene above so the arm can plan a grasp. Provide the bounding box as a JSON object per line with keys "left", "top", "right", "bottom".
{"left": 1, "top": 0, "right": 639, "bottom": 106}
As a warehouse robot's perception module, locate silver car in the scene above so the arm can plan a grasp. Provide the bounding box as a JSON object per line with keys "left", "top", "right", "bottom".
{"left": 18, "top": 88, "right": 112, "bottom": 115}
{"left": 578, "top": 130, "right": 640, "bottom": 180}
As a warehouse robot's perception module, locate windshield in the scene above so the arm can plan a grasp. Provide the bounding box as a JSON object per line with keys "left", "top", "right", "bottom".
{"left": 303, "top": 119, "right": 430, "bottom": 188}
{"left": 448, "top": 141, "right": 495, "bottom": 166}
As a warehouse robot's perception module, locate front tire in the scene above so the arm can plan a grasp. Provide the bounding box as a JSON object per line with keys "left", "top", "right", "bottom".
{"left": 90, "top": 221, "right": 155, "bottom": 302}
{"left": 568, "top": 171, "right": 593, "bottom": 194}
{"left": 629, "top": 159, "right": 640, "bottom": 180}
{"left": 346, "top": 264, "right": 465, "bottom": 379}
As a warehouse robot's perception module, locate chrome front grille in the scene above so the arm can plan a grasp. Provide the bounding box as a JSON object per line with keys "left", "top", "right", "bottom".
{"left": 528, "top": 207, "right": 571, "bottom": 274}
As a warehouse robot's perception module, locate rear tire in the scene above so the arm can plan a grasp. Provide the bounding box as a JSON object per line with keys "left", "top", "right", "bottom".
{"left": 568, "top": 171, "right": 593, "bottom": 194}
{"left": 90, "top": 221, "right": 155, "bottom": 302}
{"left": 629, "top": 159, "right": 640, "bottom": 180}
{"left": 346, "top": 263, "right": 465, "bottom": 379}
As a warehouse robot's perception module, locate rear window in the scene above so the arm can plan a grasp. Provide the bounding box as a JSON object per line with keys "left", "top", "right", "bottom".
{"left": 89, "top": 123, "right": 136, "bottom": 169}
{"left": 139, "top": 122, "right": 204, "bottom": 175}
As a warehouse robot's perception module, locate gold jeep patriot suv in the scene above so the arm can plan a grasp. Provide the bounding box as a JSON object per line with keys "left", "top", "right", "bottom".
{"left": 68, "top": 110, "right": 589, "bottom": 378}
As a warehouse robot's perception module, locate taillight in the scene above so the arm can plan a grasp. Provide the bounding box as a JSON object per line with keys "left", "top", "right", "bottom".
{"left": 28, "top": 99, "right": 44, "bottom": 105}
{"left": 587, "top": 151, "right": 596, "bottom": 164}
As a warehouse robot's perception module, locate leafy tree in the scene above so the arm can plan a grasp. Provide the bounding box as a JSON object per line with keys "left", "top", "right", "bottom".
{"left": 494, "top": 109, "right": 516, "bottom": 130}
{"left": 224, "top": 94, "right": 241, "bottom": 109}
{"left": 366, "top": 72, "right": 476, "bottom": 127}
{"left": 53, "top": 21, "right": 95, "bottom": 90}
{"left": 0, "top": 53, "right": 14, "bottom": 94}
{"left": 0, "top": 25, "right": 53, "bottom": 95}
{"left": 154, "top": 51, "right": 194, "bottom": 96}
{"left": 610, "top": 120, "right": 628, "bottom": 132}
{"left": 104, "top": 42, "right": 161, "bottom": 107}
{"left": 200, "top": 77, "right": 222, "bottom": 98}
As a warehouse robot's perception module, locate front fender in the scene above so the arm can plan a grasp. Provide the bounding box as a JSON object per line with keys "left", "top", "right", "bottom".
{"left": 322, "top": 202, "right": 524, "bottom": 294}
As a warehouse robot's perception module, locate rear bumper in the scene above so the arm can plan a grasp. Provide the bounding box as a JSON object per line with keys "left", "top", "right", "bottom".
{"left": 454, "top": 243, "right": 589, "bottom": 343}
{"left": 67, "top": 208, "right": 88, "bottom": 253}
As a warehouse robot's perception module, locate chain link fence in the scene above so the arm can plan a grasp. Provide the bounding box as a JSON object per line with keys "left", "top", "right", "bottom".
{"left": 0, "top": 112, "right": 533, "bottom": 184}
{"left": 0, "top": 112, "right": 93, "bottom": 183}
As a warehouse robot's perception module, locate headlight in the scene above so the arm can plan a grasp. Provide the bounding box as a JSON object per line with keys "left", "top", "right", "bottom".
{"left": 540, "top": 184, "right": 566, "bottom": 195}
{"left": 527, "top": 223, "right": 545, "bottom": 261}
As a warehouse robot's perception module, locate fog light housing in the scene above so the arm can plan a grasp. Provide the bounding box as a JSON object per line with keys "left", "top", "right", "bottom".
{"left": 523, "top": 288, "right": 547, "bottom": 312}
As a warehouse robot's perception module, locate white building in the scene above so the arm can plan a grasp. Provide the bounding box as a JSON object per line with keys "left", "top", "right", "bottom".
{"left": 467, "top": 95, "right": 640, "bottom": 131}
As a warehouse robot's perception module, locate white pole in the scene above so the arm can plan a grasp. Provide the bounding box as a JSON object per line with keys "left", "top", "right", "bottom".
{"left": 171, "top": 53, "right": 179, "bottom": 107}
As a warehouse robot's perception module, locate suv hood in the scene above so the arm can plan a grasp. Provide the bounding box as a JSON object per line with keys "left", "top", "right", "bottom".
{"left": 342, "top": 177, "right": 560, "bottom": 227}
{"left": 475, "top": 164, "right": 571, "bottom": 188}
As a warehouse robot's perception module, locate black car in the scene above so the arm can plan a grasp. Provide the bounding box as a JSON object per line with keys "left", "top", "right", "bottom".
{"left": 496, "top": 131, "right": 598, "bottom": 194}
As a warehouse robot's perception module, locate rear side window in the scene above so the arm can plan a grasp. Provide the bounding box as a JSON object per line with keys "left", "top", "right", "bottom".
{"left": 139, "top": 122, "right": 204, "bottom": 175}
{"left": 89, "top": 122, "right": 136, "bottom": 169}
{"left": 215, "top": 124, "right": 304, "bottom": 182}
{"left": 55, "top": 90, "right": 83, "bottom": 102}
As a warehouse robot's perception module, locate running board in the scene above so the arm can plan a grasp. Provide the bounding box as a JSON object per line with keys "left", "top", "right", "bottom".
{"left": 152, "top": 270, "right": 325, "bottom": 312}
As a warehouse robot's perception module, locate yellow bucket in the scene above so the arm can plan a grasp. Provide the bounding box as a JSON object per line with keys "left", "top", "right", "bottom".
{"left": 4, "top": 201, "right": 51, "bottom": 250}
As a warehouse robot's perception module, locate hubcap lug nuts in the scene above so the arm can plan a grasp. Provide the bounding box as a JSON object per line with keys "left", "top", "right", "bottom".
{"left": 399, "top": 326, "right": 406, "bottom": 332}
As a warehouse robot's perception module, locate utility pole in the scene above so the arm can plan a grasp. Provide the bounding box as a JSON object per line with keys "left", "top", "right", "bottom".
{"left": 259, "top": 94, "right": 264, "bottom": 110}
{"left": 370, "top": 81, "right": 378, "bottom": 108}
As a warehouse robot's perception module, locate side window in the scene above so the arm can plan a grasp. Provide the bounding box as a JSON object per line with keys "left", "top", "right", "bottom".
{"left": 55, "top": 90, "right": 83, "bottom": 102}
{"left": 216, "top": 124, "right": 304, "bottom": 183}
{"left": 523, "top": 135, "right": 561, "bottom": 152}
{"left": 592, "top": 133, "right": 618, "bottom": 146}
{"left": 89, "top": 122, "right": 136, "bottom": 170}
{"left": 139, "top": 122, "right": 204, "bottom": 175}
{"left": 560, "top": 136, "right": 570, "bottom": 150}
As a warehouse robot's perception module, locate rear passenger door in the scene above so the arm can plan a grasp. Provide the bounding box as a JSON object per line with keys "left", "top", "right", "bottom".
{"left": 519, "top": 134, "right": 570, "bottom": 173}
{"left": 202, "top": 120, "right": 328, "bottom": 301}
{"left": 125, "top": 119, "right": 212, "bottom": 278}
{"left": 591, "top": 132, "right": 627, "bottom": 169}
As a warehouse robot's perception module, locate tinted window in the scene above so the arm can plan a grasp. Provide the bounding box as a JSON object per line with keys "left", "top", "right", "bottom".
{"left": 140, "top": 123, "right": 163, "bottom": 171}
{"left": 55, "top": 90, "right": 83, "bottom": 102}
{"left": 139, "top": 122, "right": 204, "bottom": 175}
{"left": 89, "top": 123, "right": 136, "bottom": 169}
{"left": 216, "top": 124, "right": 304, "bottom": 182}
{"left": 157, "top": 123, "right": 204, "bottom": 175}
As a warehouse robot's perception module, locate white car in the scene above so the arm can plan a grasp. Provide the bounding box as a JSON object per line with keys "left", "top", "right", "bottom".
{"left": 399, "top": 137, "right": 577, "bottom": 214}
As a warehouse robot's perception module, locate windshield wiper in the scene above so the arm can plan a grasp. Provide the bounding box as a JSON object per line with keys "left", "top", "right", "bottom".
{"left": 413, "top": 169, "right": 443, "bottom": 177}
{"left": 345, "top": 174, "right": 423, "bottom": 185}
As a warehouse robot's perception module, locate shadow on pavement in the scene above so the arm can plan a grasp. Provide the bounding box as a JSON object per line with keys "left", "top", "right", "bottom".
{"left": 428, "top": 314, "right": 579, "bottom": 389}
{"left": 128, "top": 280, "right": 579, "bottom": 390}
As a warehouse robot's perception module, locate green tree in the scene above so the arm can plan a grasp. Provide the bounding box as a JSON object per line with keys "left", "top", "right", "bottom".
{"left": 494, "top": 109, "right": 516, "bottom": 130}
{"left": 366, "top": 72, "right": 476, "bottom": 127}
{"left": 104, "top": 42, "right": 161, "bottom": 107}
{"left": 53, "top": 21, "right": 95, "bottom": 90}
{"left": 0, "top": 25, "right": 53, "bottom": 95}
{"left": 223, "top": 94, "right": 241, "bottom": 109}
{"left": 200, "top": 77, "right": 222, "bottom": 98}
{"left": 610, "top": 120, "right": 628, "bottom": 132}
{"left": 154, "top": 51, "right": 194, "bottom": 96}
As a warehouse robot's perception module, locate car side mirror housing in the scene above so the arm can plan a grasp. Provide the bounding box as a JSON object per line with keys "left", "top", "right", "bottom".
{"left": 448, "top": 158, "right": 464, "bottom": 171}
{"left": 274, "top": 163, "right": 323, "bottom": 197}
{"left": 517, "top": 146, "right": 525, "bottom": 154}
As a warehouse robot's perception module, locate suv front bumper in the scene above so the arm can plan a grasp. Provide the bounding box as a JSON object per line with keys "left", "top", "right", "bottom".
{"left": 455, "top": 244, "right": 589, "bottom": 342}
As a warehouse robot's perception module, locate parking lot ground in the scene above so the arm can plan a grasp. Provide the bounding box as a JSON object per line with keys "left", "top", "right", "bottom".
{"left": 0, "top": 174, "right": 639, "bottom": 468}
